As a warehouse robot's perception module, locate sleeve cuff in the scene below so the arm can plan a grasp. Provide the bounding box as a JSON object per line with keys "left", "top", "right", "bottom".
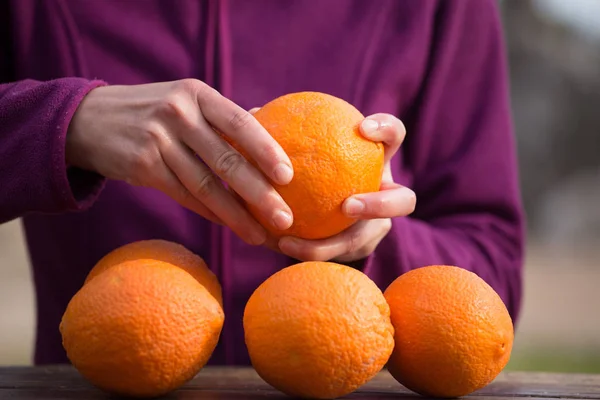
{"left": 51, "top": 78, "right": 108, "bottom": 212}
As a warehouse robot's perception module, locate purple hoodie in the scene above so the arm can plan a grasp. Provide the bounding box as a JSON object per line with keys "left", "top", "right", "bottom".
{"left": 0, "top": 0, "right": 525, "bottom": 366}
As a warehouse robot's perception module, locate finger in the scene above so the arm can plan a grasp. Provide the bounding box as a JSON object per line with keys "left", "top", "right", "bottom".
{"left": 168, "top": 95, "right": 294, "bottom": 232}
{"left": 360, "top": 113, "right": 406, "bottom": 164}
{"left": 381, "top": 162, "right": 394, "bottom": 184}
{"left": 333, "top": 237, "right": 380, "bottom": 264}
{"left": 263, "top": 235, "right": 283, "bottom": 254}
{"left": 278, "top": 220, "right": 377, "bottom": 262}
{"left": 342, "top": 184, "right": 416, "bottom": 219}
{"left": 249, "top": 107, "right": 261, "bottom": 114}
{"left": 161, "top": 140, "right": 268, "bottom": 246}
{"left": 228, "top": 186, "right": 283, "bottom": 254}
{"left": 194, "top": 84, "right": 294, "bottom": 185}
{"left": 334, "top": 220, "right": 391, "bottom": 263}
{"left": 152, "top": 163, "right": 224, "bottom": 226}
{"left": 197, "top": 136, "right": 294, "bottom": 231}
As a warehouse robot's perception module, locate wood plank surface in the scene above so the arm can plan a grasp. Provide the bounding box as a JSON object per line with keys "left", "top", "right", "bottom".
{"left": 0, "top": 366, "right": 598, "bottom": 399}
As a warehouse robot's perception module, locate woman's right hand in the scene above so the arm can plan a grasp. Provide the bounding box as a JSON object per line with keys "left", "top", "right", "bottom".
{"left": 65, "top": 79, "right": 294, "bottom": 246}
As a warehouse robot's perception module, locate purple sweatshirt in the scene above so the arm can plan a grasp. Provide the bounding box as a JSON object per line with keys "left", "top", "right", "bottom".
{"left": 0, "top": 0, "right": 525, "bottom": 366}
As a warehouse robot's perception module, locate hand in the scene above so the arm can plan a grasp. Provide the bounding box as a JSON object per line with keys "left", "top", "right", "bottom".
{"left": 278, "top": 113, "right": 416, "bottom": 263}
{"left": 66, "top": 79, "right": 295, "bottom": 246}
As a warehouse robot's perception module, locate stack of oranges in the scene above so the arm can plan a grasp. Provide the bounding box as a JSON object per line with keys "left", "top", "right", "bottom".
{"left": 60, "top": 240, "right": 224, "bottom": 398}
{"left": 60, "top": 92, "right": 514, "bottom": 399}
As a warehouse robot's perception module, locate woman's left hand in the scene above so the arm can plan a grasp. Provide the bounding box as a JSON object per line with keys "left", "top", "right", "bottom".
{"left": 277, "top": 113, "right": 417, "bottom": 263}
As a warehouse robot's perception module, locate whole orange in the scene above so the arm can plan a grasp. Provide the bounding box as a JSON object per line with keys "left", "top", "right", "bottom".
{"left": 243, "top": 261, "right": 394, "bottom": 399}
{"left": 85, "top": 239, "right": 222, "bottom": 306}
{"left": 60, "top": 260, "right": 224, "bottom": 398}
{"left": 232, "top": 92, "right": 384, "bottom": 239}
{"left": 383, "top": 265, "right": 514, "bottom": 398}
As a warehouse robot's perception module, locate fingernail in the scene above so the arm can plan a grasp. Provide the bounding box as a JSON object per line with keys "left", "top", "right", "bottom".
{"left": 361, "top": 119, "right": 379, "bottom": 135}
{"left": 344, "top": 198, "right": 365, "bottom": 216}
{"left": 273, "top": 209, "right": 293, "bottom": 230}
{"left": 273, "top": 163, "right": 293, "bottom": 185}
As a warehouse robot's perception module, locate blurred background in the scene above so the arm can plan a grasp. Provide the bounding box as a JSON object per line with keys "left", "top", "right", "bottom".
{"left": 1, "top": 0, "right": 599, "bottom": 373}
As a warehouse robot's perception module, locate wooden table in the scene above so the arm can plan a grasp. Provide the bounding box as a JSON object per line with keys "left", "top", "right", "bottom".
{"left": 1, "top": 366, "right": 599, "bottom": 399}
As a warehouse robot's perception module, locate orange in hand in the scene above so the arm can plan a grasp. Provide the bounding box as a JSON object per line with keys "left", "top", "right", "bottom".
{"left": 231, "top": 92, "right": 384, "bottom": 240}
{"left": 384, "top": 265, "right": 514, "bottom": 398}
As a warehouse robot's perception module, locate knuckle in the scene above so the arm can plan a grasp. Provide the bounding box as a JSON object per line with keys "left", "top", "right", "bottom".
{"left": 170, "top": 79, "right": 217, "bottom": 110}
{"left": 373, "top": 196, "right": 390, "bottom": 213}
{"left": 300, "top": 247, "right": 328, "bottom": 262}
{"left": 193, "top": 173, "right": 219, "bottom": 199}
{"left": 381, "top": 219, "right": 392, "bottom": 236}
{"left": 345, "top": 229, "right": 364, "bottom": 255}
{"left": 397, "top": 118, "right": 407, "bottom": 138}
{"left": 129, "top": 149, "right": 161, "bottom": 185}
{"left": 357, "top": 242, "right": 378, "bottom": 260}
{"left": 258, "top": 190, "right": 282, "bottom": 211}
{"left": 228, "top": 109, "right": 254, "bottom": 131}
{"left": 191, "top": 80, "right": 219, "bottom": 107}
{"left": 129, "top": 147, "right": 158, "bottom": 171}
{"left": 257, "top": 143, "right": 280, "bottom": 165}
{"left": 406, "top": 190, "right": 417, "bottom": 214}
{"left": 214, "top": 150, "right": 245, "bottom": 178}
{"left": 140, "top": 123, "right": 168, "bottom": 151}
{"left": 174, "top": 78, "right": 204, "bottom": 95}
{"left": 128, "top": 128, "right": 163, "bottom": 178}
{"left": 390, "top": 115, "right": 406, "bottom": 136}
{"left": 156, "top": 92, "right": 188, "bottom": 120}
{"left": 174, "top": 184, "right": 193, "bottom": 204}
{"left": 352, "top": 223, "right": 389, "bottom": 260}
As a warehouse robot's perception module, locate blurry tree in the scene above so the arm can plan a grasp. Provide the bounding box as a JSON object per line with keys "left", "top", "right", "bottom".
{"left": 499, "top": 0, "right": 600, "bottom": 244}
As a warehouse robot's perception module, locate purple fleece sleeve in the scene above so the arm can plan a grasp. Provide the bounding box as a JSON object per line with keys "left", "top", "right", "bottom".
{"left": 0, "top": 78, "right": 108, "bottom": 223}
{"left": 363, "top": 0, "right": 525, "bottom": 321}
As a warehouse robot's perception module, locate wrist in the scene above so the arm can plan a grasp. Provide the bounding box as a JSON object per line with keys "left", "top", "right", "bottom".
{"left": 65, "top": 87, "right": 102, "bottom": 172}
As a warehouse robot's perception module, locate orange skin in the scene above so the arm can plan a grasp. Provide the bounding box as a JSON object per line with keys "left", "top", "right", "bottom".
{"left": 243, "top": 261, "right": 395, "bottom": 399}
{"left": 85, "top": 239, "right": 223, "bottom": 307}
{"left": 384, "top": 265, "right": 514, "bottom": 398}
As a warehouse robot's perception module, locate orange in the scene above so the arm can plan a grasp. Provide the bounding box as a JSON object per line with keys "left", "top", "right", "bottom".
{"left": 243, "top": 261, "right": 394, "bottom": 399}
{"left": 231, "top": 91, "right": 384, "bottom": 239}
{"left": 85, "top": 239, "right": 222, "bottom": 306}
{"left": 60, "top": 259, "right": 224, "bottom": 398}
{"left": 383, "top": 265, "right": 514, "bottom": 398}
